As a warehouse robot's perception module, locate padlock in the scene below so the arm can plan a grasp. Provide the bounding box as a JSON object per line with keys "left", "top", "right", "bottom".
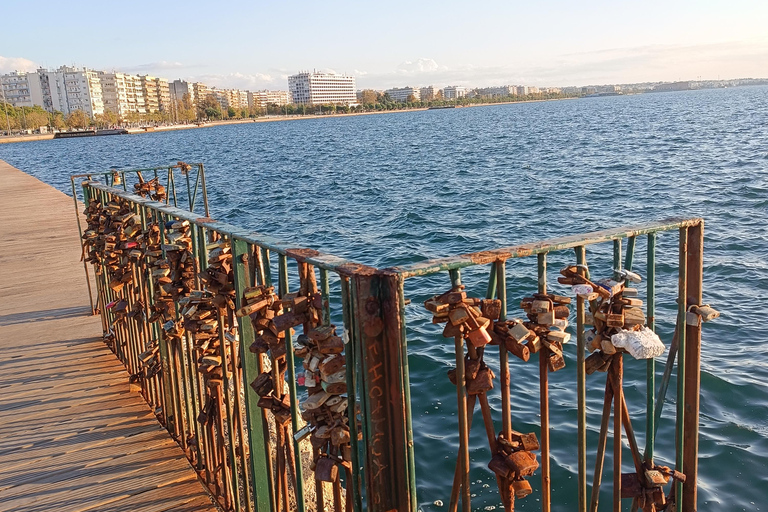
{"left": 315, "top": 457, "right": 338, "bottom": 482}
{"left": 620, "top": 473, "right": 643, "bottom": 499}
{"left": 504, "top": 338, "right": 530, "bottom": 362}
{"left": 512, "top": 479, "right": 533, "bottom": 499}
{"left": 601, "top": 337, "right": 617, "bottom": 355}
{"left": 504, "top": 450, "right": 538, "bottom": 478}
{"left": 467, "top": 324, "right": 492, "bottom": 348}
{"left": 449, "top": 306, "right": 471, "bottom": 326}
{"left": 606, "top": 304, "right": 624, "bottom": 328}
{"left": 317, "top": 335, "right": 344, "bottom": 355}
{"left": 546, "top": 330, "right": 570, "bottom": 345}
{"left": 530, "top": 299, "right": 552, "bottom": 314}
{"left": 480, "top": 299, "right": 502, "bottom": 321}
{"left": 466, "top": 366, "right": 495, "bottom": 395}
{"left": 691, "top": 304, "right": 719, "bottom": 322}
{"left": 488, "top": 453, "right": 510, "bottom": 478}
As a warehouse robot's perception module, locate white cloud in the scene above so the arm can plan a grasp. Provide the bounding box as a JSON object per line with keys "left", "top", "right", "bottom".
{"left": 0, "top": 56, "right": 39, "bottom": 74}
{"left": 396, "top": 58, "right": 443, "bottom": 74}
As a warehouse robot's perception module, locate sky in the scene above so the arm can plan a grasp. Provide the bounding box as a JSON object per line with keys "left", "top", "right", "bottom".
{"left": 1, "top": 0, "right": 767, "bottom": 91}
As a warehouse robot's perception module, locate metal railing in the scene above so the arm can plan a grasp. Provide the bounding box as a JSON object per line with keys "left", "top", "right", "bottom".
{"left": 74, "top": 164, "right": 710, "bottom": 512}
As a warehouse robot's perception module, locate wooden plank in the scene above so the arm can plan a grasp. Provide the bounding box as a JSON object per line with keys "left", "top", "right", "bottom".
{"left": 0, "top": 160, "right": 217, "bottom": 512}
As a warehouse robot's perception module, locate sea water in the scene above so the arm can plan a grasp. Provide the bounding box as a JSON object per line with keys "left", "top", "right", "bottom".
{"left": 2, "top": 85, "right": 767, "bottom": 510}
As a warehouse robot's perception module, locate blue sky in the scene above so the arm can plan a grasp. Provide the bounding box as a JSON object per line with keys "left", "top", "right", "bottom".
{"left": 2, "top": 0, "right": 767, "bottom": 90}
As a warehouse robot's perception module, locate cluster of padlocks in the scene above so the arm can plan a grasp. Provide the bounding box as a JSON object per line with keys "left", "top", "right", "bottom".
{"left": 421, "top": 258, "right": 698, "bottom": 510}
{"left": 133, "top": 175, "right": 167, "bottom": 201}
{"left": 425, "top": 285, "right": 545, "bottom": 507}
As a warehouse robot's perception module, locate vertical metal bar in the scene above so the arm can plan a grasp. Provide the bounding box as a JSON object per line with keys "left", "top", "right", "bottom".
{"left": 645, "top": 233, "right": 656, "bottom": 462}
{"left": 320, "top": 268, "right": 331, "bottom": 326}
{"left": 340, "top": 277, "right": 363, "bottom": 512}
{"left": 486, "top": 262, "right": 498, "bottom": 301}
{"left": 351, "top": 270, "right": 412, "bottom": 512}
{"left": 589, "top": 378, "right": 613, "bottom": 512}
{"left": 613, "top": 355, "right": 623, "bottom": 512}
{"left": 676, "top": 227, "right": 688, "bottom": 509}
{"left": 262, "top": 248, "right": 273, "bottom": 287}
{"left": 537, "top": 252, "right": 551, "bottom": 512}
{"left": 448, "top": 269, "right": 470, "bottom": 512}
{"left": 199, "top": 163, "right": 210, "bottom": 217}
{"left": 613, "top": 238, "right": 622, "bottom": 279}
{"left": 683, "top": 222, "right": 703, "bottom": 512}
{"left": 279, "top": 254, "right": 306, "bottom": 512}
{"left": 495, "top": 262, "right": 511, "bottom": 440}
{"left": 624, "top": 236, "right": 636, "bottom": 271}
{"left": 575, "top": 246, "right": 587, "bottom": 512}
{"left": 73, "top": 178, "right": 96, "bottom": 314}
{"left": 191, "top": 165, "right": 201, "bottom": 213}
{"left": 398, "top": 275, "right": 418, "bottom": 512}
{"left": 232, "top": 240, "right": 273, "bottom": 512}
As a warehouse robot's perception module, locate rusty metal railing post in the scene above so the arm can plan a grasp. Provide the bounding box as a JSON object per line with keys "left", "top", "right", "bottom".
{"left": 232, "top": 239, "right": 273, "bottom": 512}
{"left": 683, "top": 221, "right": 703, "bottom": 511}
{"left": 348, "top": 266, "right": 415, "bottom": 512}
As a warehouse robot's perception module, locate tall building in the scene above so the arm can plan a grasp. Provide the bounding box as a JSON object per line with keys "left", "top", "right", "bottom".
{"left": 1, "top": 71, "right": 44, "bottom": 108}
{"left": 443, "top": 86, "right": 467, "bottom": 100}
{"left": 98, "top": 72, "right": 132, "bottom": 115}
{"left": 419, "top": 85, "right": 437, "bottom": 101}
{"left": 2, "top": 66, "right": 105, "bottom": 116}
{"left": 385, "top": 86, "right": 420, "bottom": 103}
{"left": 192, "top": 82, "right": 210, "bottom": 106}
{"left": 288, "top": 72, "right": 356, "bottom": 105}
{"left": 170, "top": 79, "right": 196, "bottom": 106}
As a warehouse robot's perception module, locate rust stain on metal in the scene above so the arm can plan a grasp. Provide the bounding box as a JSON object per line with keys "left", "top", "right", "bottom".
{"left": 338, "top": 262, "right": 378, "bottom": 277}
{"left": 285, "top": 247, "right": 321, "bottom": 262}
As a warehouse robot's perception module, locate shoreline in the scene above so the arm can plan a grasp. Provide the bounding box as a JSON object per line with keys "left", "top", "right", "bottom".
{"left": 0, "top": 96, "right": 576, "bottom": 145}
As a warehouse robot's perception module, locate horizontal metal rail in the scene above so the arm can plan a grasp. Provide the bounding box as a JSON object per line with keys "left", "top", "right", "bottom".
{"left": 84, "top": 180, "right": 357, "bottom": 272}
{"left": 390, "top": 217, "right": 703, "bottom": 278}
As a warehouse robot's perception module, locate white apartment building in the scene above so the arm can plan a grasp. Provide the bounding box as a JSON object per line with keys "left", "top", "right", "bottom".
{"left": 0, "top": 72, "right": 43, "bottom": 108}
{"left": 98, "top": 72, "right": 131, "bottom": 115}
{"left": 385, "top": 86, "right": 420, "bottom": 103}
{"left": 249, "top": 90, "right": 291, "bottom": 108}
{"left": 2, "top": 66, "right": 104, "bottom": 116}
{"left": 473, "top": 86, "right": 516, "bottom": 98}
{"left": 443, "top": 86, "right": 467, "bottom": 100}
{"left": 288, "top": 72, "right": 356, "bottom": 105}
{"left": 419, "top": 85, "right": 437, "bottom": 101}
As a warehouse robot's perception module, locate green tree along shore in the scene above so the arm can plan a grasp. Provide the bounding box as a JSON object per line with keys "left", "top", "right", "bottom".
{"left": 1, "top": 90, "right": 579, "bottom": 135}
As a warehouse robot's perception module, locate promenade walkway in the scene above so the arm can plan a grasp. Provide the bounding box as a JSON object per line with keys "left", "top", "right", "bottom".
{"left": 0, "top": 160, "right": 218, "bottom": 512}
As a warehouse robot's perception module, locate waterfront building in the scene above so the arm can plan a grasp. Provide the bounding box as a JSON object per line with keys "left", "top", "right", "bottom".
{"left": 60, "top": 67, "right": 104, "bottom": 117}
{"left": 2, "top": 66, "right": 104, "bottom": 116}
{"left": 472, "top": 85, "right": 516, "bottom": 98}
{"left": 443, "top": 86, "right": 467, "bottom": 99}
{"left": 516, "top": 86, "right": 530, "bottom": 96}
{"left": 192, "top": 83, "right": 210, "bottom": 106}
{"left": 98, "top": 72, "right": 132, "bottom": 116}
{"left": 170, "top": 79, "right": 196, "bottom": 106}
{"left": 288, "top": 72, "right": 356, "bottom": 105}
{"left": 419, "top": 85, "right": 437, "bottom": 101}
{"left": 385, "top": 86, "right": 420, "bottom": 103}
{"left": 249, "top": 90, "right": 291, "bottom": 108}
{"left": 0, "top": 71, "right": 43, "bottom": 108}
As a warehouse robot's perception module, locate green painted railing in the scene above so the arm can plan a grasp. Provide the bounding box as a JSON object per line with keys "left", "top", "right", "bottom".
{"left": 74, "top": 165, "right": 709, "bottom": 512}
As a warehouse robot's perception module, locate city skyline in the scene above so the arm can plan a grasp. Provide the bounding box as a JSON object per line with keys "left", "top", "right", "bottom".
{"left": 1, "top": 0, "right": 767, "bottom": 91}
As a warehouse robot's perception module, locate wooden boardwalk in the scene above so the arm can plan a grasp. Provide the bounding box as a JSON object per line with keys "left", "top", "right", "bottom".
{"left": 0, "top": 161, "right": 218, "bottom": 512}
